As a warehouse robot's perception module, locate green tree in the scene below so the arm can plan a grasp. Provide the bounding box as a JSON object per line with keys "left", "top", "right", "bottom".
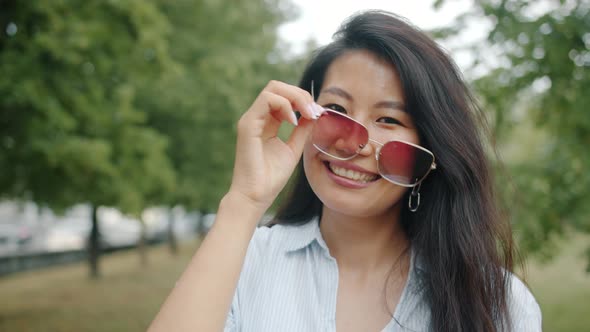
{"left": 434, "top": 0, "right": 590, "bottom": 267}
{"left": 138, "top": 0, "right": 305, "bottom": 248}
{"left": 0, "top": 1, "right": 176, "bottom": 277}
{"left": 1, "top": 0, "right": 306, "bottom": 268}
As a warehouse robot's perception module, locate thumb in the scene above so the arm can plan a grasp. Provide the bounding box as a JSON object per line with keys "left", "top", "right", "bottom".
{"left": 286, "top": 117, "right": 314, "bottom": 159}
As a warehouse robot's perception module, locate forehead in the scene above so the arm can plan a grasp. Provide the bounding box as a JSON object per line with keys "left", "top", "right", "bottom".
{"left": 321, "top": 50, "right": 404, "bottom": 103}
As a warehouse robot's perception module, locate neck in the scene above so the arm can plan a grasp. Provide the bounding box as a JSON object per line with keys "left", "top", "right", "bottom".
{"left": 319, "top": 205, "right": 409, "bottom": 273}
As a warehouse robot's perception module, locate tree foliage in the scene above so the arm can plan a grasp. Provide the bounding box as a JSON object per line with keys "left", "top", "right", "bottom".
{"left": 0, "top": 0, "right": 176, "bottom": 214}
{"left": 0, "top": 0, "right": 302, "bottom": 274}
{"left": 435, "top": 0, "right": 590, "bottom": 267}
{"left": 0, "top": 0, "right": 302, "bottom": 213}
{"left": 0, "top": 0, "right": 179, "bottom": 277}
{"left": 140, "top": 0, "right": 304, "bottom": 212}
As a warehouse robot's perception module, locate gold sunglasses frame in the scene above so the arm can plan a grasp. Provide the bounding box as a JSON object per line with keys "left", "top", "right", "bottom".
{"left": 310, "top": 81, "right": 437, "bottom": 188}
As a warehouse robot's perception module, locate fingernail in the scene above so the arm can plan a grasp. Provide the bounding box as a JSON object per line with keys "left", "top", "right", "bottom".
{"left": 313, "top": 104, "right": 325, "bottom": 118}
{"left": 306, "top": 104, "right": 317, "bottom": 118}
{"left": 290, "top": 112, "right": 298, "bottom": 126}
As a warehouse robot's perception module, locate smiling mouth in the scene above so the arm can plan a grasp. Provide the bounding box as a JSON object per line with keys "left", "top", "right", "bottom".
{"left": 325, "top": 162, "right": 380, "bottom": 183}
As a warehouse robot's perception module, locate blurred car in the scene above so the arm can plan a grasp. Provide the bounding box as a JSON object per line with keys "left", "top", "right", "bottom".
{"left": 44, "top": 221, "right": 89, "bottom": 252}
{"left": 198, "top": 213, "right": 275, "bottom": 234}
{"left": 0, "top": 223, "right": 33, "bottom": 256}
{"left": 201, "top": 214, "right": 216, "bottom": 233}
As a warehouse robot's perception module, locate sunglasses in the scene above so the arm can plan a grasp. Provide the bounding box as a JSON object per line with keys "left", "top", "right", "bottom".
{"left": 310, "top": 83, "right": 437, "bottom": 188}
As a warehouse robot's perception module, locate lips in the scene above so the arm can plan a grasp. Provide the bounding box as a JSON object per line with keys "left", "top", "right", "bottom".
{"left": 325, "top": 161, "right": 380, "bottom": 183}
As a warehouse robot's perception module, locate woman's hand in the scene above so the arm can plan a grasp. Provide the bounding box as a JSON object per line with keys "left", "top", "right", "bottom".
{"left": 228, "top": 80, "right": 323, "bottom": 211}
{"left": 148, "top": 81, "right": 322, "bottom": 332}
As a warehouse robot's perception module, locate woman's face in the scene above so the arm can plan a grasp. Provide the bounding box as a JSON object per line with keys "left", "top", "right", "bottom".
{"left": 303, "top": 50, "right": 421, "bottom": 218}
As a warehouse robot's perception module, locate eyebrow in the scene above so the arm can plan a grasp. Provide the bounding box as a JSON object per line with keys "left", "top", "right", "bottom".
{"left": 322, "top": 86, "right": 353, "bottom": 101}
{"left": 375, "top": 100, "right": 406, "bottom": 112}
{"left": 321, "top": 86, "right": 406, "bottom": 112}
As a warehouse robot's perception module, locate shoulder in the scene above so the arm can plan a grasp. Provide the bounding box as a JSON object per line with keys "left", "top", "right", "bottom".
{"left": 506, "top": 273, "right": 543, "bottom": 331}
{"left": 234, "top": 221, "right": 318, "bottom": 295}
{"left": 246, "top": 223, "right": 294, "bottom": 254}
{"left": 241, "top": 222, "right": 309, "bottom": 269}
{"left": 246, "top": 224, "right": 275, "bottom": 252}
{"left": 246, "top": 220, "right": 319, "bottom": 255}
{"left": 240, "top": 225, "right": 279, "bottom": 268}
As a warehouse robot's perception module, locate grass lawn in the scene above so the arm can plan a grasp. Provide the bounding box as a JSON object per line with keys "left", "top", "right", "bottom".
{"left": 523, "top": 232, "right": 590, "bottom": 332}
{"left": 0, "top": 234, "right": 589, "bottom": 332}
{"left": 0, "top": 242, "right": 199, "bottom": 332}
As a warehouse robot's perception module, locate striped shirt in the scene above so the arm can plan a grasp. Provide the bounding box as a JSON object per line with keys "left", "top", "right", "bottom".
{"left": 224, "top": 218, "right": 542, "bottom": 331}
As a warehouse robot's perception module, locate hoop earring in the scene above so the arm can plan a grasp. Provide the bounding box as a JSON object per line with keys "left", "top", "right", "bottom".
{"left": 408, "top": 182, "right": 421, "bottom": 213}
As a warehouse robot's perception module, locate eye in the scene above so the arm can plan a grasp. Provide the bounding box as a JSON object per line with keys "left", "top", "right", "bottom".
{"left": 377, "top": 117, "right": 404, "bottom": 126}
{"left": 324, "top": 104, "right": 347, "bottom": 114}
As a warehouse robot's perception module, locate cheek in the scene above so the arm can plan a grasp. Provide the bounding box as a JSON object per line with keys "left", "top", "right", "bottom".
{"left": 302, "top": 143, "right": 319, "bottom": 180}
{"left": 393, "top": 129, "right": 421, "bottom": 146}
{"left": 303, "top": 142, "right": 332, "bottom": 204}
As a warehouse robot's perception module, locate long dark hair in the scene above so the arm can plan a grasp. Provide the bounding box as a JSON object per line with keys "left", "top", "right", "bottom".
{"left": 272, "top": 10, "right": 515, "bottom": 332}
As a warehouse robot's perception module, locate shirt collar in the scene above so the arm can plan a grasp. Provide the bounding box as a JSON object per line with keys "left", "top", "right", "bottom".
{"left": 281, "top": 216, "right": 329, "bottom": 253}
{"left": 278, "top": 217, "right": 427, "bottom": 273}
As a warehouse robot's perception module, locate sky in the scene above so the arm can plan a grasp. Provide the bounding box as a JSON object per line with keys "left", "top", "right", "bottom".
{"left": 278, "top": 0, "right": 489, "bottom": 72}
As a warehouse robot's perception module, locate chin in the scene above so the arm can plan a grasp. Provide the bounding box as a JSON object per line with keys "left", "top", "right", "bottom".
{"left": 318, "top": 189, "right": 405, "bottom": 219}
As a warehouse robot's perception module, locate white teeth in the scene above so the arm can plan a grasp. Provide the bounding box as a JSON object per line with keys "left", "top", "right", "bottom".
{"left": 329, "top": 164, "right": 378, "bottom": 183}
{"left": 346, "top": 169, "right": 354, "bottom": 179}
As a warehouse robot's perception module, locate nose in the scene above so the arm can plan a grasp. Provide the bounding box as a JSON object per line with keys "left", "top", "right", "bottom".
{"left": 357, "top": 139, "right": 375, "bottom": 157}
{"left": 333, "top": 137, "right": 363, "bottom": 156}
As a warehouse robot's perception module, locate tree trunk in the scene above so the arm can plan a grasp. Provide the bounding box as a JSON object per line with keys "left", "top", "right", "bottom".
{"left": 88, "top": 204, "right": 101, "bottom": 279}
{"left": 168, "top": 208, "right": 178, "bottom": 255}
{"left": 138, "top": 215, "right": 148, "bottom": 267}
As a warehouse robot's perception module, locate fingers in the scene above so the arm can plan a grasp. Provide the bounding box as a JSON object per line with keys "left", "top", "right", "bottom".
{"left": 237, "top": 91, "right": 292, "bottom": 138}
{"left": 238, "top": 80, "right": 325, "bottom": 143}
{"left": 262, "top": 91, "right": 298, "bottom": 126}
{"left": 263, "top": 80, "right": 324, "bottom": 120}
{"left": 286, "top": 117, "right": 314, "bottom": 158}
{"left": 240, "top": 80, "right": 324, "bottom": 134}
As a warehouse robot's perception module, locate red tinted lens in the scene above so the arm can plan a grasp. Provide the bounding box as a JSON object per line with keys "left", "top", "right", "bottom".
{"left": 312, "top": 111, "right": 368, "bottom": 159}
{"left": 378, "top": 141, "right": 433, "bottom": 186}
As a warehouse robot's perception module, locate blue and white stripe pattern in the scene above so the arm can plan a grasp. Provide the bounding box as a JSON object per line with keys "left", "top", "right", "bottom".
{"left": 223, "top": 218, "right": 542, "bottom": 331}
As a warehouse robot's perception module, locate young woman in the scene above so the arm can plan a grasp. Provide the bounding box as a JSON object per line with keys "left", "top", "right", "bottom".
{"left": 148, "top": 10, "right": 542, "bottom": 332}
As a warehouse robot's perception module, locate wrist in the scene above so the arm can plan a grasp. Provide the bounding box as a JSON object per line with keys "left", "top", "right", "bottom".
{"left": 224, "top": 189, "right": 271, "bottom": 214}
{"left": 217, "top": 191, "right": 268, "bottom": 227}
